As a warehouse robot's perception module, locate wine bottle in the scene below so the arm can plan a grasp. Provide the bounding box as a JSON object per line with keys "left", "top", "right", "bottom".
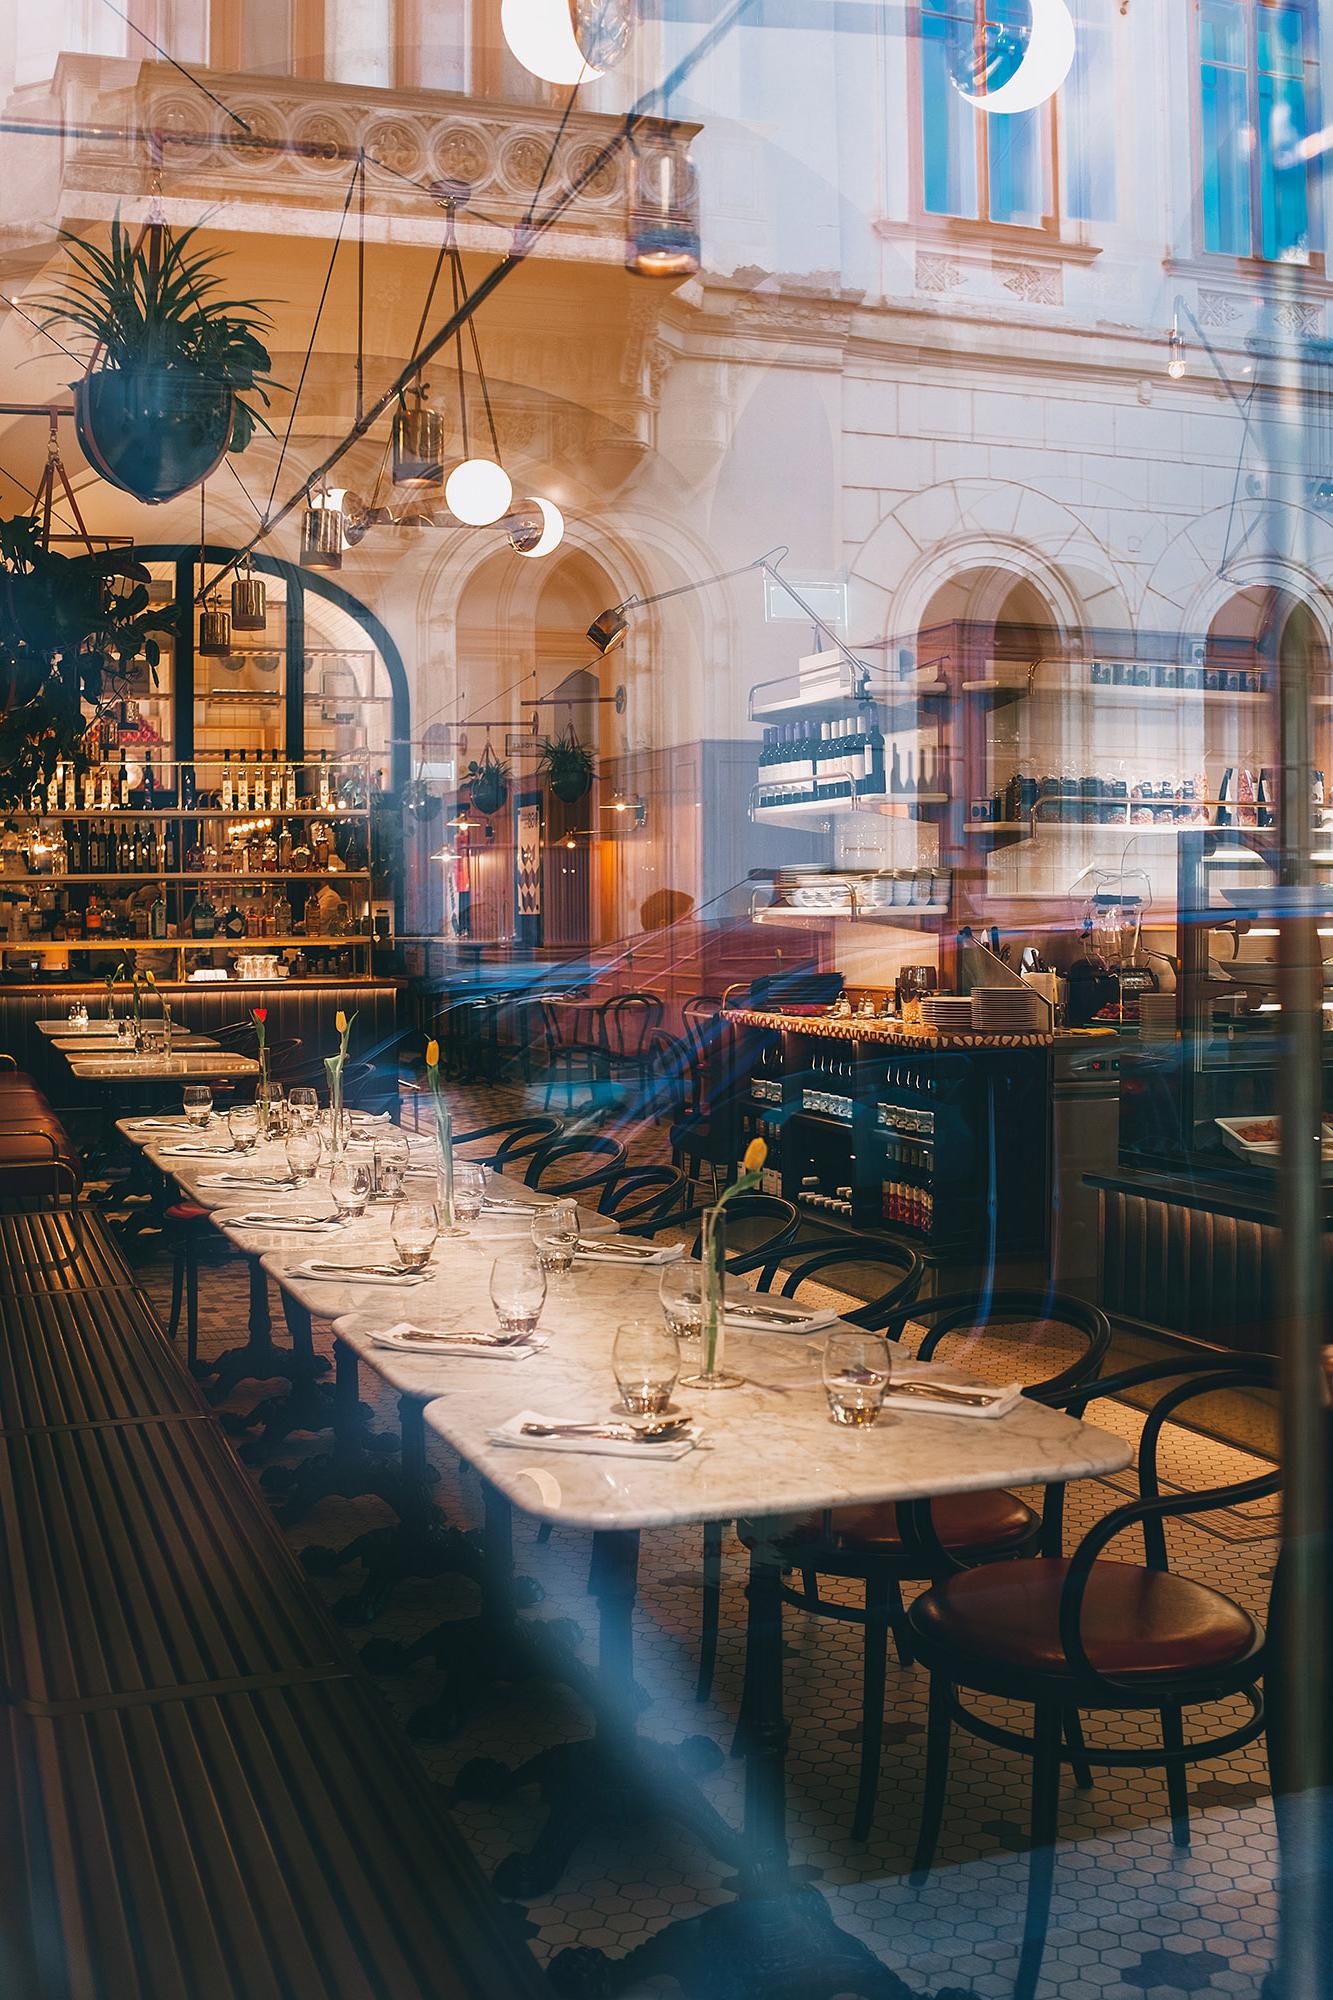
{"left": 318, "top": 749, "right": 331, "bottom": 811}
{"left": 283, "top": 758, "right": 297, "bottom": 813}
{"left": 221, "top": 752, "right": 234, "bottom": 812}
{"left": 117, "top": 751, "right": 130, "bottom": 809}
{"left": 236, "top": 749, "right": 250, "bottom": 813}
{"left": 181, "top": 761, "right": 196, "bottom": 811}
{"left": 63, "top": 762, "right": 76, "bottom": 813}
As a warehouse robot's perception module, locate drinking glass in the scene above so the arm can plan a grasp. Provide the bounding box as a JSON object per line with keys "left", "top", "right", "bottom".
{"left": 183, "top": 1085, "right": 213, "bottom": 1129}
{"left": 329, "top": 1158, "right": 372, "bottom": 1220}
{"left": 530, "top": 1199, "right": 580, "bottom": 1275}
{"left": 453, "top": 1160, "right": 486, "bottom": 1222}
{"left": 227, "top": 1104, "right": 261, "bottom": 1154}
{"left": 288, "top": 1086, "right": 319, "bottom": 1129}
{"left": 612, "top": 1318, "right": 680, "bottom": 1418}
{"left": 286, "top": 1127, "right": 323, "bottom": 1181}
{"left": 489, "top": 1249, "right": 547, "bottom": 1334}
{"left": 374, "top": 1133, "right": 411, "bottom": 1200}
{"left": 822, "top": 1330, "right": 892, "bottom": 1427}
{"left": 659, "top": 1261, "right": 705, "bottom": 1347}
{"left": 391, "top": 1201, "right": 439, "bottom": 1270}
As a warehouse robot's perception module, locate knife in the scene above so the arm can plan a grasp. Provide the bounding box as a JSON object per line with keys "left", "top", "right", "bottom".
{"left": 725, "top": 1302, "right": 819, "bottom": 1326}
{"left": 305, "top": 1260, "right": 426, "bottom": 1278}
{"left": 884, "top": 1381, "right": 1007, "bottom": 1408}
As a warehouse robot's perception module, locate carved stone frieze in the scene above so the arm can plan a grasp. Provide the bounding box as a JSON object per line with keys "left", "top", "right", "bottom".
{"left": 994, "top": 260, "right": 1061, "bottom": 306}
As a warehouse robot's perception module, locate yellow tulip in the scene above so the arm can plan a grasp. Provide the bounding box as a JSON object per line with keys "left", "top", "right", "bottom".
{"left": 742, "top": 1137, "right": 768, "bottom": 1174}
{"left": 334, "top": 1010, "right": 347, "bottom": 1035}
{"left": 144, "top": 970, "right": 156, "bottom": 984}
{"left": 425, "top": 1039, "right": 440, "bottom": 1070}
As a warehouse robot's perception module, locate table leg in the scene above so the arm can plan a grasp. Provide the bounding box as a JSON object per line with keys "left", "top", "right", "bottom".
{"left": 386, "top": 1480, "right": 593, "bottom": 1742}
{"left": 225, "top": 1291, "right": 340, "bottom": 1454}
{"left": 264, "top": 1336, "right": 407, "bottom": 1517}
{"left": 456, "top": 1527, "right": 738, "bottom": 1903}
{"left": 545, "top": 1525, "right": 915, "bottom": 2000}
{"left": 206, "top": 1256, "right": 329, "bottom": 1405}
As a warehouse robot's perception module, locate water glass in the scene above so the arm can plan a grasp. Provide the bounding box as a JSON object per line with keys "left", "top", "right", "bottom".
{"left": 530, "top": 1199, "right": 580, "bottom": 1274}
{"left": 183, "top": 1085, "right": 213, "bottom": 1129}
{"left": 227, "top": 1104, "right": 261, "bottom": 1154}
{"left": 453, "top": 1160, "right": 486, "bottom": 1222}
{"left": 374, "top": 1134, "right": 411, "bottom": 1200}
{"left": 329, "top": 1158, "right": 372, "bottom": 1220}
{"left": 659, "top": 1261, "right": 704, "bottom": 1346}
{"left": 286, "top": 1127, "right": 323, "bottom": 1181}
{"left": 391, "top": 1201, "right": 439, "bottom": 1270}
{"left": 288, "top": 1086, "right": 319, "bottom": 1128}
{"left": 612, "top": 1318, "right": 680, "bottom": 1418}
{"left": 489, "top": 1249, "right": 547, "bottom": 1334}
{"left": 822, "top": 1330, "right": 892, "bottom": 1427}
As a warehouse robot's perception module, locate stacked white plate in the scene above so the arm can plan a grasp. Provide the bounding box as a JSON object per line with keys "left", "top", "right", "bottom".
{"left": 921, "top": 996, "right": 974, "bottom": 1031}
{"left": 971, "top": 986, "right": 1050, "bottom": 1033}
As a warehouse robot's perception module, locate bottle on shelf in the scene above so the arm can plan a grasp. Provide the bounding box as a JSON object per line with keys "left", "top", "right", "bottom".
{"left": 117, "top": 750, "right": 130, "bottom": 809}
{"left": 221, "top": 752, "right": 234, "bottom": 813}
{"left": 82, "top": 766, "right": 96, "bottom": 813}
{"left": 150, "top": 889, "right": 168, "bottom": 940}
{"left": 162, "top": 819, "right": 179, "bottom": 872}
{"left": 141, "top": 755, "right": 156, "bottom": 810}
{"left": 317, "top": 750, "right": 331, "bottom": 811}
{"left": 181, "top": 760, "right": 196, "bottom": 811}
{"left": 46, "top": 762, "right": 62, "bottom": 815}
{"left": 270, "top": 750, "right": 283, "bottom": 813}
{"left": 283, "top": 757, "right": 298, "bottom": 813}
{"left": 223, "top": 899, "right": 245, "bottom": 940}
{"left": 63, "top": 762, "right": 77, "bottom": 814}
{"left": 98, "top": 758, "right": 112, "bottom": 811}
{"left": 236, "top": 749, "right": 250, "bottom": 813}
{"left": 191, "top": 890, "right": 217, "bottom": 940}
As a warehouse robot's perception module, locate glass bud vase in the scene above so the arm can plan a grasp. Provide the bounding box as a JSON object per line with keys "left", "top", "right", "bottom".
{"left": 680, "top": 1204, "right": 745, "bottom": 1391}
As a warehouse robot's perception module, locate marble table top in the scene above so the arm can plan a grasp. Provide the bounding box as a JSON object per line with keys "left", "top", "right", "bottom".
{"left": 48, "top": 1030, "right": 220, "bottom": 1051}
{"left": 69, "top": 1050, "right": 259, "bottom": 1080}
{"left": 326, "top": 1264, "right": 1132, "bottom": 1534}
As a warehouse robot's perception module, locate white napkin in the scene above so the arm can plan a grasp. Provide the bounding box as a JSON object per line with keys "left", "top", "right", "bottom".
{"left": 881, "top": 1375, "right": 1025, "bottom": 1420}
{"left": 224, "top": 1211, "right": 342, "bottom": 1233}
{"left": 161, "top": 1143, "right": 236, "bottom": 1158}
{"left": 290, "top": 1260, "right": 432, "bottom": 1288}
{"left": 200, "top": 1171, "right": 298, "bottom": 1190}
{"left": 723, "top": 1302, "right": 839, "bottom": 1335}
{"left": 371, "top": 1322, "right": 544, "bottom": 1360}
{"left": 486, "top": 1409, "right": 698, "bottom": 1458}
{"left": 574, "top": 1240, "right": 683, "bottom": 1267}
{"left": 128, "top": 1118, "right": 188, "bottom": 1131}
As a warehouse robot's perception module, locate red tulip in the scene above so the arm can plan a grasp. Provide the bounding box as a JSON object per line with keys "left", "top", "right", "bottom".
{"left": 252, "top": 1007, "right": 268, "bottom": 1023}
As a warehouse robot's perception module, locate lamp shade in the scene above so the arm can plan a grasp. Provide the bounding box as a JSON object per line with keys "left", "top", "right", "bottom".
{"left": 587, "top": 605, "right": 629, "bottom": 653}
{"left": 625, "top": 124, "right": 700, "bottom": 279}
{"left": 198, "top": 599, "right": 232, "bottom": 656}
{"left": 230, "top": 560, "right": 267, "bottom": 631}
{"left": 393, "top": 393, "right": 445, "bottom": 488}
{"left": 513, "top": 496, "right": 565, "bottom": 559}
{"left": 302, "top": 491, "right": 344, "bottom": 570}
{"left": 446, "top": 457, "right": 513, "bottom": 526}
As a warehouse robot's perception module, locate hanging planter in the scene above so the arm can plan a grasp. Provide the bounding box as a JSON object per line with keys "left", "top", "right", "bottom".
{"left": 463, "top": 747, "right": 511, "bottom": 818}
{"left": 39, "top": 216, "right": 276, "bottom": 506}
{"left": 537, "top": 724, "right": 596, "bottom": 804}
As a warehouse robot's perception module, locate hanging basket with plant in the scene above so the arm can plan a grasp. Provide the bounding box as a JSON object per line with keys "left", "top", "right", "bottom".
{"left": 536, "top": 724, "right": 597, "bottom": 804}
{"left": 37, "top": 216, "right": 277, "bottom": 505}
{"left": 463, "top": 747, "right": 511, "bottom": 818}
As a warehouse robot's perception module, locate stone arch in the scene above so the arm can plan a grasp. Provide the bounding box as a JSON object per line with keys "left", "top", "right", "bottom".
{"left": 1142, "top": 499, "right": 1333, "bottom": 647}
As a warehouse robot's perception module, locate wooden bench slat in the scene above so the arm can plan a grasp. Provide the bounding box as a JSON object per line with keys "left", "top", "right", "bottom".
{"left": 0, "top": 1679, "right": 546, "bottom": 2000}
{"left": 0, "top": 1210, "right": 136, "bottom": 1296}
{"left": 0, "top": 1421, "right": 344, "bottom": 1708}
{"left": 0, "top": 1290, "right": 206, "bottom": 1435}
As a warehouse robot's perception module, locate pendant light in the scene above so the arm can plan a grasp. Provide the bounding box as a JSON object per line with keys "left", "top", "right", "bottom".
{"left": 440, "top": 197, "right": 512, "bottom": 527}
{"left": 501, "top": 0, "right": 634, "bottom": 84}
{"left": 198, "top": 592, "right": 232, "bottom": 655}
{"left": 230, "top": 554, "right": 267, "bottom": 631}
{"left": 506, "top": 496, "right": 566, "bottom": 558}
{"left": 392, "top": 384, "right": 445, "bottom": 488}
{"left": 302, "top": 485, "right": 345, "bottom": 570}
{"left": 625, "top": 121, "right": 700, "bottom": 279}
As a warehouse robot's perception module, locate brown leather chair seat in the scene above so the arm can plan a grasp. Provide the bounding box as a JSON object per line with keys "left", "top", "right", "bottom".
{"left": 911, "top": 1557, "right": 1260, "bottom": 1680}
{"left": 776, "top": 1488, "right": 1039, "bottom": 1556}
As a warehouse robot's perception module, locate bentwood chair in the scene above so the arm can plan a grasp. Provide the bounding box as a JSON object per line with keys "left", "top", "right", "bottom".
{"left": 594, "top": 1164, "right": 690, "bottom": 1224}
{"left": 599, "top": 992, "right": 664, "bottom": 1106}
{"left": 737, "top": 1291, "right": 1111, "bottom": 1841}
{"left": 523, "top": 1132, "right": 628, "bottom": 1195}
{"left": 906, "top": 1354, "right": 1277, "bottom": 2000}
{"left": 452, "top": 1116, "right": 564, "bottom": 1169}
{"left": 623, "top": 1193, "right": 800, "bottom": 1266}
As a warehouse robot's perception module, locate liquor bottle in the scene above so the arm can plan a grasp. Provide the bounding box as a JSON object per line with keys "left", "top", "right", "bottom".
{"left": 142, "top": 755, "right": 156, "bottom": 810}
{"left": 223, "top": 900, "right": 245, "bottom": 940}
{"left": 67, "top": 822, "right": 83, "bottom": 873}
{"left": 191, "top": 890, "right": 217, "bottom": 940}
{"left": 82, "top": 766, "right": 96, "bottom": 813}
{"left": 283, "top": 757, "right": 297, "bottom": 813}
{"left": 251, "top": 754, "right": 265, "bottom": 814}
{"left": 889, "top": 742, "right": 903, "bottom": 795}
{"left": 1216, "top": 768, "right": 1234, "bottom": 828}
{"left": 181, "top": 760, "right": 196, "bottom": 811}
{"left": 85, "top": 893, "right": 103, "bottom": 937}
{"left": 63, "top": 762, "right": 76, "bottom": 813}
{"left": 162, "top": 819, "right": 179, "bottom": 873}
{"left": 28, "top": 774, "right": 45, "bottom": 816}
{"left": 862, "top": 711, "right": 885, "bottom": 792}
{"left": 46, "top": 763, "right": 61, "bottom": 815}
{"left": 317, "top": 749, "right": 331, "bottom": 811}
{"left": 236, "top": 749, "right": 250, "bottom": 813}
{"left": 115, "top": 751, "right": 129, "bottom": 808}
{"left": 221, "top": 752, "right": 234, "bottom": 813}
{"left": 98, "top": 759, "right": 112, "bottom": 811}
{"left": 270, "top": 750, "right": 282, "bottom": 814}
{"left": 273, "top": 888, "right": 292, "bottom": 935}
{"left": 150, "top": 890, "right": 168, "bottom": 940}
{"left": 277, "top": 821, "right": 294, "bottom": 871}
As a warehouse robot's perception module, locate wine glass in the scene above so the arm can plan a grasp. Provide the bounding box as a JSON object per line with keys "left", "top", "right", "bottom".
{"left": 227, "top": 1104, "right": 260, "bottom": 1154}
{"left": 391, "top": 1201, "right": 439, "bottom": 1270}
{"left": 288, "top": 1086, "right": 319, "bottom": 1128}
{"left": 822, "top": 1330, "right": 892, "bottom": 1427}
{"left": 329, "top": 1158, "right": 372, "bottom": 1221}
{"left": 612, "top": 1318, "right": 680, "bottom": 1419}
{"left": 453, "top": 1159, "right": 486, "bottom": 1222}
{"left": 530, "top": 1199, "right": 580, "bottom": 1275}
{"left": 182, "top": 1084, "right": 213, "bottom": 1129}
{"left": 373, "top": 1133, "right": 411, "bottom": 1200}
{"left": 286, "top": 1127, "right": 323, "bottom": 1181}
{"left": 659, "top": 1261, "right": 704, "bottom": 1348}
{"left": 489, "top": 1249, "right": 547, "bottom": 1334}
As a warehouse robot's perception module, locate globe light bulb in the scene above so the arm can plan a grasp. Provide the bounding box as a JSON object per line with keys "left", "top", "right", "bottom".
{"left": 445, "top": 457, "right": 513, "bottom": 527}
{"left": 1168, "top": 320, "right": 1187, "bottom": 381}
{"left": 501, "top": 0, "right": 632, "bottom": 85}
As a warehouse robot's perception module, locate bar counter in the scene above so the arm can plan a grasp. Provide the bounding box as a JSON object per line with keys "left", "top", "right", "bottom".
{"left": 724, "top": 1004, "right": 1054, "bottom": 1050}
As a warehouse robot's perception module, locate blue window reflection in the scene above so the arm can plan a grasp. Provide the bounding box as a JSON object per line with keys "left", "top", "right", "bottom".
{"left": 1201, "top": 0, "right": 1314, "bottom": 261}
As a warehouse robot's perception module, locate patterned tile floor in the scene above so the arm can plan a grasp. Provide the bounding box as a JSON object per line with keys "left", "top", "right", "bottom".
{"left": 101, "top": 1086, "right": 1277, "bottom": 2000}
